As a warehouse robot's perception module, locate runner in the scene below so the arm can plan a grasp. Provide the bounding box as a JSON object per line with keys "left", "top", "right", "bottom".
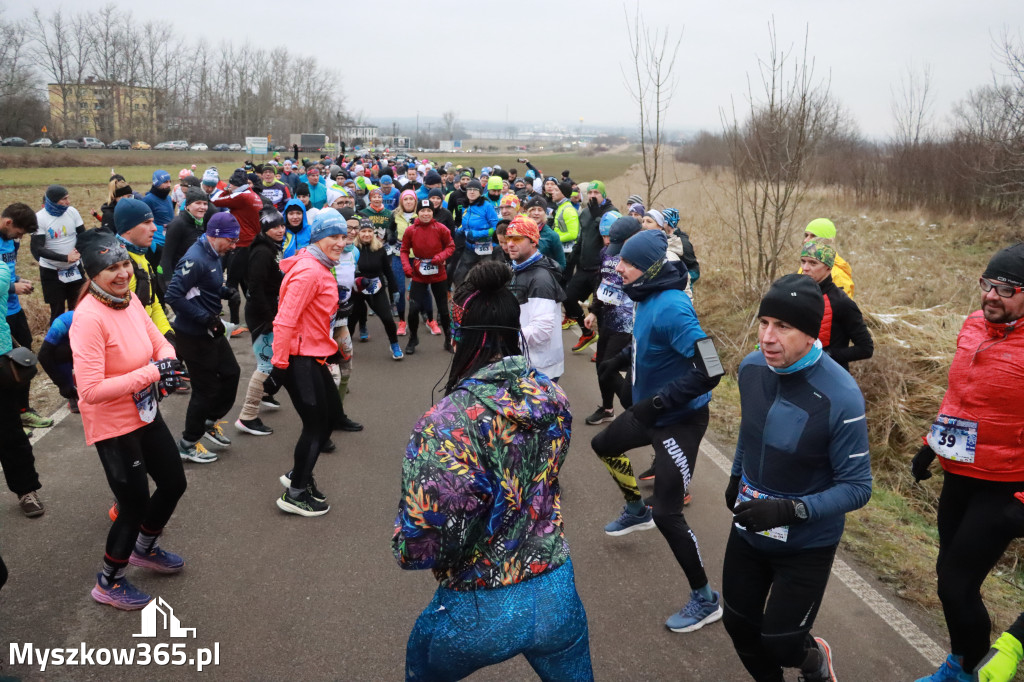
{"left": 800, "top": 240, "right": 873, "bottom": 372}
{"left": 400, "top": 199, "right": 455, "bottom": 355}
{"left": 264, "top": 210, "right": 349, "bottom": 517}
{"left": 113, "top": 199, "right": 174, "bottom": 343}
{"left": 38, "top": 308, "right": 78, "bottom": 413}
{"left": 159, "top": 187, "right": 210, "bottom": 288}
{"left": 912, "top": 243, "right": 1024, "bottom": 682}
{"left": 281, "top": 198, "right": 310, "bottom": 258}
{"left": 386, "top": 189, "right": 419, "bottom": 337}
{"left": 70, "top": 228, "right": 188, "bottom": 610}
{"left": 353, "top": 219, "right": 402, "bottom": 359}
{"left": 723, "top": 273, "right": 871, "bottom": 682}
{"left": 563, "top": 182, "right": 617, "bottom": 352}
{"left": 210, "top": 169, "right": 263, "bottom": 333}
{"left": 141, "top": 170, "right": 174, "bottom": 290}
{"left": 451, "top": 179, "right": 499, "bottom": 286}
{"left": 800, "top": 218, "right": 854, "bottom": 297}
{"left": 591, "top": 229, "right": 722, "bottom": 632}
{"left": 99, "top": 177, "right": 135, "bottom": 233}
{"left": 330, "top": 210, "right": 362, "bottom": 434}
{"left": 32, "top": 185, "right": 86, "bottom": 322}
{"left": 393, "top": 261, "right": 593, "bottom": 681}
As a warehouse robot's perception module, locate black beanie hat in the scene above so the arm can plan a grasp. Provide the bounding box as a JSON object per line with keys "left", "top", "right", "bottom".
{"left": 184, "top": 187, "right": 208, "bottom": 207}
{"left": 45, "top": 185, "right": 68, "bottom": 203}
{"left": 229, "top": 169, "right": 248, "bottom": 188}
{"left": 78, "top": 228, "right": 129, "bottom": 279}
{"left": 524, "top": 195, "right": 548, "bottom": 211}
{"left": 557, "top": 180, "right": 574, "bottom": 199}
{"left": 757, "top": 274, "right": 825, "bottom": 339}
{"left": 467, "top": 179, "right": 483, "bottom": 192}
{"left": 983, "top": 243, "right": 1024, "bottom": 288}
{"left": 295, "top": 182, "right": 310, "bottom": 197}
{"left": 259, "top": 207, "right": 284, "bottom": 232}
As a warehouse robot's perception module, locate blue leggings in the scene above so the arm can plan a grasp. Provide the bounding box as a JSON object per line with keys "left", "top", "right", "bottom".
{"left": 406, "top": 560, "right": 593, "bottom": 682}
{"left": 391, "top": 258, "right": 407, "bottom": 321}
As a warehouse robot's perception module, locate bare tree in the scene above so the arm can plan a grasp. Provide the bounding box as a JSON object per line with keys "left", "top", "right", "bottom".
{"left": 723, "top": 21, "right": 841, "bottom": 294}
{"left": 441, "top": 110, "right": 458, "bottom": 139}
{"left": 622, "top": 3, "right": 682, "bottom": 207}
{"left": 891, "top": 63, "right": 934, "bottom": 147}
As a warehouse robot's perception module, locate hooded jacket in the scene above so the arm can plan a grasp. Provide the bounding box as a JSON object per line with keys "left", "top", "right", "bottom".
{"left": 458, "top": 198, "right": 499, "bottom": 245}
{"left": 245, "top": 230, "right": 283, "bottom": 337}
{"left": 400, "top": 219, "right": 455, "bottom": 284}
{"left": 281, "top": 198, "right": 311, "bottom": 258}
{"left": 574, "top": 199, "right": 618, "bottom": 272}
{"left": 392, "top": 356, "right": 571, "bottom": 590}
{"left": 142, "top": 187, "right": 174, "bottom": 246}
{"left": 270, "top": 249, "right": 340, "bottom": 367}
{"left": 160, "top": 209, "right": 209, "bottom": 286}
{"left": 510, "top": 255, "right": 566, "bottom": 379}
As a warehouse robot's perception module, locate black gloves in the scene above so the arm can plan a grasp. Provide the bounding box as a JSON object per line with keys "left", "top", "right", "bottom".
{"left": 207, "top": 317, "right": 226, "bottom": 337}
{"left": 911, "top": 443, "right": 937, "bottom": 482}
{"left": 263, "top": 366, "right": 288, "bottom": 395}
{"left": 153, "top": 357, "right": 185, "bottom": 397}
{"left": 220, "top": 285, "right": 240, "bottom": 305}
{"left": 597, "top": 349, "right": 630, "bottom": 379}
{"left": 58, "top": 385, "right": 78, "bottom": 401}
{"left": 725, "top": 475, "right": 741, "bottom": 510}
{"left": 733, "top": 499, "right": 799, "bottom": 533}
{"left": 338, "top": 298, "right": 354, "bottom": 318}
{"left": 630, "top": 396, "right": 663, "bottom": 427}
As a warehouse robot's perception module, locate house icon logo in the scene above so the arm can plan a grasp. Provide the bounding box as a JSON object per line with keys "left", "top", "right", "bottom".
{"left": 133, "top": 597, "right": 197, "bottom": 638}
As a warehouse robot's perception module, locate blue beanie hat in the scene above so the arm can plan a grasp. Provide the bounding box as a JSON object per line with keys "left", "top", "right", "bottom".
{"left": 310, "top": 208, "right": 347, "bottom": 243}
{"left": 424, "top": 170, "right": 443, "bottom": 185}
{"left": 618, "top": 229, "right": 667, "bottom": 272}
{"left": 605, "top": 216, "right": 643, "bottom": 257}
{"left": 206, "top": 212, "right": 240, "bottom": 239}
{"left": 380, "top": 174, "right": 393, "bottom": 185}
{"left": 113, "top": 198, "right": 154, "bottom": 235}
{"left": 152, "top": 169, "right": 171, "bottom": 186}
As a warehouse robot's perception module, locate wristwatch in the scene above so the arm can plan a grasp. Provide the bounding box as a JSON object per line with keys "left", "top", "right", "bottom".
{"left": 793, "top": 500, "right": 809, "bottom": 520}
{"left": 651, "top": 395, "right": 665, "bottom": 410}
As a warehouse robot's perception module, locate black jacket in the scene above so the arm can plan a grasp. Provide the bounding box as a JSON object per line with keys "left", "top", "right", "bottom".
{"left": 244, "top": 231, "right": 283, "bottom": 336}
{"left": 354, "top": 243, "right": 397, "bottom": 296}
{"left": 575, "top": 200, "right": 618, "bottom": 272}
{"left": 510, "top": 256, "right": 566, "bottom": 305}
{"left": 160, "top": 210, "right": 209, "bottom": 286}
{"left": 818, "top": 275, "right": 873, "bottom": 371}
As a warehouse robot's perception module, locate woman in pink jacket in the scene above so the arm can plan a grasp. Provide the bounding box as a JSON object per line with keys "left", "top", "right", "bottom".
{"left": 70, "top": 229, "right": 188, "bottom": 611}
{"left": 263, "top": 209, "right": 347, "bottom": 517}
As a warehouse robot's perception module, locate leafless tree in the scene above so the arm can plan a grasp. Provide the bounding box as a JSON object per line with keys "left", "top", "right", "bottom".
{"left": 441, "top": 110, "right": 458, "bottom": 139}
{"left": 891, "top": 63, "right": 934, "bottom": 147}
{"left": 622, "top": 3, "right": 682, "bottom": 207}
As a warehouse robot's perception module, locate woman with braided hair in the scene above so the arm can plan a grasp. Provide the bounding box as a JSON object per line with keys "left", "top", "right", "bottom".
{"left": 393, "top": 260, "right": 593, "bottom": 681}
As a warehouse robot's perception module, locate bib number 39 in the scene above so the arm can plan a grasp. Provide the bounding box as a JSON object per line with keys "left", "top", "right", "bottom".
{"left": 926, "top": 414, "right": 978, "bottom": 463}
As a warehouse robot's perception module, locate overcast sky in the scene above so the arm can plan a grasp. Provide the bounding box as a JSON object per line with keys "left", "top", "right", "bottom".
{"left": 12, "top": 0, "right": 1024, "bottom": 138}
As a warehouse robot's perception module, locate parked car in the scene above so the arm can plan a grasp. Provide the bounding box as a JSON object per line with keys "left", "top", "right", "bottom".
{"left": 272, "top": 145, "right": 287, "bottom": 152}
{"left": 79, "top": 137, "right": 105, "bottom": 149}
{"left": 212, "top": 144, "right": 229, "bottom": 151}
{"left": 2, "top": 137, "right": 27, "bottom": 147}
{"left": 154, "top": 140, "right": 188, "bottom": 151}
{"left": 108, "top": 139, "right": 131, "bottom": 150}
{"left": 131, "top": 140, "right": 151, "bottom": 150}
{"left": 29, "top": 137, "right": 52, "bottom": 148}
{"left": 54, "top": 139, "right": 81, "bottom": 148}
{"left": 228, "top": 143, "right": 241, "bottom": 151}
{"left": 189, "top": 142, "right": 208, "bottom": 151}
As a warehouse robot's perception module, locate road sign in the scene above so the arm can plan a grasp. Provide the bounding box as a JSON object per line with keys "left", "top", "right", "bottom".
{"left": 41, "top": 126, "right": 47, "bottom": 133}
{"left": 245, "top": 136, "right": 268, "bottom": 155}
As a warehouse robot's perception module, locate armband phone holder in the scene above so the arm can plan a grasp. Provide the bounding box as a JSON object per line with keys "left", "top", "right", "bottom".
{"left": 694, "top": 337, "right": 725, "bottom": 379}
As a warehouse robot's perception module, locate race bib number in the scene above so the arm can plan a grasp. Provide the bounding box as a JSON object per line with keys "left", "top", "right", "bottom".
{"left": 734, "top": 483, "right": 789, "bottom": 542}
{"left": 58, "top": 265, "right": 83, "bottom": 283}
{"left": 133, "top": 385, "right": 158, "bottom": 424}
{"left": 597, "top": 281, "right": 627, "bottom": 306}
{"left": 926, "top": 414, "right": 978, "bottom": 463}
{"left": 386, "top": 244, "right": 400, "bottom": 256}
{"left": 562, "top": 242, "right": 575, "bottom": 254}
{"left": 419, "top": 260, "right": 439, "bottom": 276}
{"left": 359, "top": 277, "right": 382, "bottom": 295}
{"left": 473, "top": 242, "right": 493, "bottom": 256}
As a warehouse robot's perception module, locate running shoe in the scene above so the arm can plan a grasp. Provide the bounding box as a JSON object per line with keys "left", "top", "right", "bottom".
{"left": 23, "top": 426, "right": 33, "bottom": 437}
{"left": 391, "top": 305, "right": 399, "bottom": 318}
{"left": 229, "top": 325, "right": 248, "bottom": 338}
{"left": 572, "top": 331, "right": 598, "bottom": 352}
{"left": 336, "top": 415, "right": 363, "bottom": 432}
{"left": 427, "top": 320, "right": 442, "bottom": 336}
{"left": 665, "top": 589, "right": 723, "bottom": 633}
{"left": 129, "top": 547, "right": 185, "bottom": 574}
{"left": 69, "top": 397, "right": 79, "bottom": 413}
{"left": 367, "top": 308, "right": 375, "bottom": 316}
{"left": 585, "top": 407, "right": 614, "bottom": 425}
{"left": 913, "top": 654, "right": 971, "bottom": 682}
{"left": 279, "top": 471, "right": 327, "bottom": 503}
{"left": 604, "top": 505, "right": 655, "bottom": 536}
{"left": 321, "top": 439, "right": 337, "bottom": 453}
{"left": 397, "top": 320, "right": 407, "bottom": 336}
{"left": 684, "top": 490, "right": 692, "bottom": 506}
{"left": 276, "top": 489, "right": 330, "bottom": 517}
{"left": 359, "top": 326, "right": 369, "bottom": 342}
{"left": 178, "top": 440, "right": 218, "bottom": 463}
{"left": 638, "top": 465, "right": 656, "bottom": 481}
{"left": 203, "top": 421, "right": 231, "bottom": 447}
{"left": 20, "top": 408, "right": 53, "bottom": 429}
{"left": 108, "top": 502, "right": 119, "bottom": 522}
{"left": 443, "top": 339, "right": 453, "bottom": 353}
{"left": 798, "top": 637, "right": 837, "bottom": 682}
{"left": 260, "top": 395, "right": 281, "bottom": 409}
{"left": 235, "top": 417, "right": 273, "bottom": 435}
{"left": 391, "top": 343, "right": 404, "bottom": 360}
{"left": 91, "top": 575, "right": 152, "bottom": 610}
{"left": 561, "top": 316, "right": 576, "bottom": 330}
{"left": 405, "top": 337, "right": 418, "bottom": 355}
{"left": 18, "top": 491, "right": 44, "bottom": 518}
{"left": 590, "top": 350, "right": 597, "bottom": 362}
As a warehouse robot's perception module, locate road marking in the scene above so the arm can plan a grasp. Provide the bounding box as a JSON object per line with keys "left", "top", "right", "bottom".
{"left": 700, "top": 438, "right": 946, "bottom": 667}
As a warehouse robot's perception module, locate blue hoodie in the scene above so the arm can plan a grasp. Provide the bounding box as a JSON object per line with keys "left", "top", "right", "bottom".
{"left": 457, "top": 199, "right": 499, "bottom": 245}
{"left": 281, "top": 198, "right": 311, "bottom": 259}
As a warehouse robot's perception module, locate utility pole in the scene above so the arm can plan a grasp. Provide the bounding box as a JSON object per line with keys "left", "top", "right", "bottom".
{"left": 415, "top": 111, "right": 419, "bottom": 147}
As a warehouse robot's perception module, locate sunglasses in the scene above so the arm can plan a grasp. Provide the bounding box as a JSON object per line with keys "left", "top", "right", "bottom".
{"left": 980, "top": 277, "right": 1024, "bottom": 298}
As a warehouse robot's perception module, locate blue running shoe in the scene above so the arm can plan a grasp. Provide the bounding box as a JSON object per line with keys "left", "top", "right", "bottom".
{"left": 359, "top": 326, "right": 369, "bottom": 342}
{"left": 914, "top": 654, "right": 972, "bottom": 682}
{"left": 129, "top": 547, "right": 185, "bottom": 574}
{"left": 91, "top": 574, "right": 152, "bottom": 610}
{"left": 665, "top": 589, "right": 724, "bottom": 633}
{"left": 390, "top": 343, "right": 404, "bottom": 360}
{"left": 604, "top": 505, "right": 655, "bottom": 536}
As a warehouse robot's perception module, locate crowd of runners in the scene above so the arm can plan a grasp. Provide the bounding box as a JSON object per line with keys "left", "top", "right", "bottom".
{"left": 0, "top": 151, "right": 1022, "bottom": 681}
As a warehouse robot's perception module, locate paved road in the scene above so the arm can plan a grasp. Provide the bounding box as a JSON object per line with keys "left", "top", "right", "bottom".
{"left": 1, "top": 325, "right": 950, "bottom": 680}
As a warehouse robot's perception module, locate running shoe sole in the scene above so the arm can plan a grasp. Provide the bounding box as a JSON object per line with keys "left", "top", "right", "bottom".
{"left": 573, "top": 335, "right": 598, "bottom": 352}
{"left": 129, "top": 552, "right": 185, "bottom": 574}
{"left": 585, "top": 413, "right": 614, "bottom": 425}
{"left": 814, "top": 637, "right": 836, "bottom": 681}
{"left": 276, "top": 495, "right": 330, "bottom": 517}
{"left": 604, "top": 518, "right": 656, "bottom": 537}
{"left": 203, "top": 432, "right": 231, "bottom": 447}
{"left": 234, "top": 419, "right": 273, "bottom": 436}
{"left": 180, "top": 451, "right": 218, "bottom": 463}
{"left": 260, "top": 398, "right": 281, "bottom": 410}
{"left": 667, "top": 604, "right": 723, "bottom": 633}
{"left": 91, "top": 586, "right": 152, "bottom": 611}
{"left": 278, "top": 474, "right": 328, "bottom": 503}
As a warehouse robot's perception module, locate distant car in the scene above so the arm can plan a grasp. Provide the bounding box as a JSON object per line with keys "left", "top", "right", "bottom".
{"left": 272, "top": 145, "right": 287, "bottom": 152}
{"left": 2, "top": 137, "right": 27, "bottom": 147}
{"left": 29, "top": 137, "right": 52, "bottom": 148}
{"left": 108, "top": 139, "right": 131, "bottom": 150}
{"left": 131, "top": 140, "right": 151, "bottom": 150}
{"left": 228, "top": 143, "right": 241, "bottom": 151}
{"left": 189, "top": 142, "right": 208, "bottom": 151}
{"left": 212, "top": 144, "right": 229, "bottom": 151}
{"left": 54, "top": 139, "right": 81, "bottom": 148}
{"left": 170, "top": 140, "right": 188, "bottom": 151}
{"left": 79, "top": 137, "right": 105, "bottom": 149}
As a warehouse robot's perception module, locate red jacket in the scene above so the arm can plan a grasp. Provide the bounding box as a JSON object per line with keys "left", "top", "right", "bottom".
{"left": 400, "top": 219, "right": 455, "bottom": 283}
{"left": 210, "top": 187, "right": 263, "bottom": 247}
{"left": 271, "top": 250, "right": 339, "bottom": 368}
{"left": 934, "top": 311, "right": 1024, "bottom": 481}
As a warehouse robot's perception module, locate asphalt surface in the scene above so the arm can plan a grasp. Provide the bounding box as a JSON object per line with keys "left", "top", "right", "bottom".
{"left": 0, "top": 323, "right": 951, "bottom": 681}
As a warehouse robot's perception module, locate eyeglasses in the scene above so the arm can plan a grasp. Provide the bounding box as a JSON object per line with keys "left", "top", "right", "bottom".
{"left": 980, "top": 277, "right": 1024, "bottom": 298}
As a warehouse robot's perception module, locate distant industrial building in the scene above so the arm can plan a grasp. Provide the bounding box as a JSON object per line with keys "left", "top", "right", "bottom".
{"left": 47, "top": 77, "right": 161, "bottom": 140}
{"left": 338, "top": 124, "right": 379, "bottom": 145}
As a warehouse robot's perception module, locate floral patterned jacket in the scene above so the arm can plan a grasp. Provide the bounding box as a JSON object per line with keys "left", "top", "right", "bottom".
{"left": 392, "top": 356, "right": 572, "bottom": 590}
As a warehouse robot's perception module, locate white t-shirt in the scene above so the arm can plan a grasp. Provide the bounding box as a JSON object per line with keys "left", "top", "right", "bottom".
{"left": 35, "top": 207, "right": 84, "bottom": 270}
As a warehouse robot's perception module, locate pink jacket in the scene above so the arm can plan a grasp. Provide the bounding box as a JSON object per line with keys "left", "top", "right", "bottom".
{"left": 70, "top": 293, "right": 175, "bottom": 446}
{"left": 271, "top": 250, "right": 339, "bottom": 368}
